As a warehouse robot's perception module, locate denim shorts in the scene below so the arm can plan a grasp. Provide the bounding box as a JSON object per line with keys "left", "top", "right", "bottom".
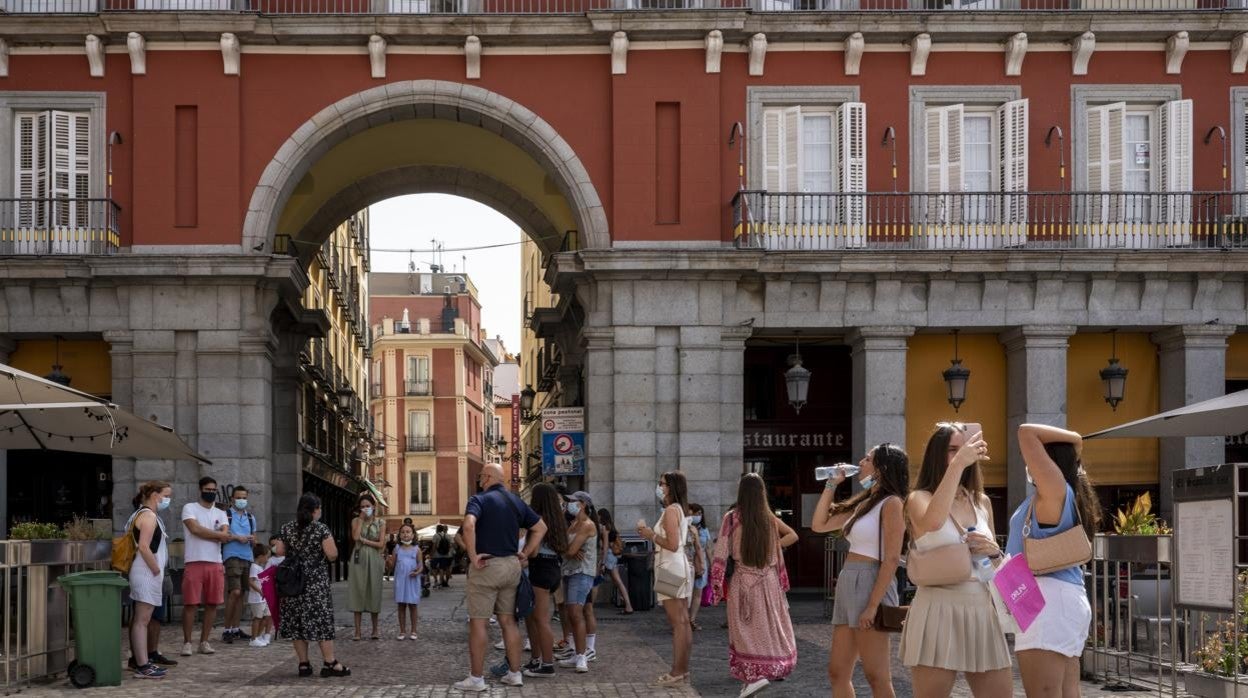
{"left": 564, "top": 573, "right": 593, "bottom": 605}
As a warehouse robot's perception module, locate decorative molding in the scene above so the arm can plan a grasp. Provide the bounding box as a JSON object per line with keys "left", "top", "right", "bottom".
{"left": 1232, "top": 33, "right": 1247, "bottom": 74}
{"left": 368, "top": 35, "right": 386, "bottom": 79}
{"left": 748, "top": 33, "right": 767, "bottom": 76}
{"left": 85, "top": 34, "right": 105, "bottom": 78}
{"left": 126, "top": 33, "right": 146, "bottom": 75}
{"left": 909, "top": 33, "right": 931, "bottom": 77}
{"left": 0, "top": 40, "right": 8, "bottom": 79}
{"left": 464, "top": 35, "right": 481, "bottom": 80}
{"left": 705, "top": 30, "right": 723, "bottom": 74}
{"left": 844, "top": 32, "right": 864, "bottom": 76}
{"left": 908, "top": 85, "right": 1023, "bottom": 193}
{"left": 1071, "top": 31, "right": 1095, "bottom": 76}
{"left": 745, "top": 86, "right": 861, "bottom": 187}
{"left": 1070, "top": 83, "right": 1182, "bottom": 190}
{"left": 220, "top": 33, "right": 240, "bottom": 76}
{"left": 1004, "top": 32, "right": 1027, "bottom": 76}
{"left": 1166, "top": 31, "right": 1189, "bottom": 74}
{"left": 611, "top": 31, "right": 628, "bottom": 75}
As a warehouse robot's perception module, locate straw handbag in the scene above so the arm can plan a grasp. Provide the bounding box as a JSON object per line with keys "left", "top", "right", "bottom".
{"left": 904, "top": 514, "right": 973, "bottom": 587}
{"left": 1022, "top": 498, "right": 1091, "bottom": 575}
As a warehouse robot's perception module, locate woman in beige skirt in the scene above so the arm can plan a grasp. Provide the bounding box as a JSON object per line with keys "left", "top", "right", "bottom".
{"left": 900, "top": 423, "right": 1012, "bottom": 697}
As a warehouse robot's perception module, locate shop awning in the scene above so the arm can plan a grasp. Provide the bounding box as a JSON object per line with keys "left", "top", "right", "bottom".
{"left": 1086, "top": 389, "right": 1248, "bottom": 439}
{"left": 363, "top": 478, "right": 389, "bottom": 509}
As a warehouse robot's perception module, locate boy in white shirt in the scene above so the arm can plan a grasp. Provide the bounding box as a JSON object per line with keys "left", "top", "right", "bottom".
{"left": 247, "top": 543, "right": 273, "bottom": 647}
{"left": 266, "top": 535, "right": 285, "bottom": 568}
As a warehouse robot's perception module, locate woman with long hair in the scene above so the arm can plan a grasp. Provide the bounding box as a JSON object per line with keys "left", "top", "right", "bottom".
{"left": 637, "top": 470, "right": 694, "bottom": 686}
{"left": 597, "top": 509, "right": 635, "bottom": 615}
{"left": 521, "top": 482, "right": 568, "bottom": 678}
{"left": 1007, "top": 425, "right": 1102, "bottom": 697}
{"left": 558, "top": 491, "right": 599, "bottom": 674}
{"left": 347, "top": 494, "right": 384, "bottom": 641}
{"left": 811, "top": 444, "right": 909, "bottom": 697}
{"left": 127, "top": 480, "right": 172, "bottom": 679}
{"left": 710, "top": 473, "right": 799, "bottom": 698}
{"left": 899, "top": 423, "right": 1011, "bottom": 697}
{"left": 687, "top": 503, "right": 712, "bottom": 630}
{"left": 279, "top": 493, "right": 349, "bottom": 677}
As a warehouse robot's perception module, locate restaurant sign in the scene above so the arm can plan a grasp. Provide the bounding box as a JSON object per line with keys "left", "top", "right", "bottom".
{"left": 743, "top": 428, "right": 847, "bottom": 451}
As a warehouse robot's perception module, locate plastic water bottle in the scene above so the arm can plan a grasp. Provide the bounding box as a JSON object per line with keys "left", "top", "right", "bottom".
{"left": 815, "top": 464, "right": 860, "bottom": 481}
{"left": 965, "top": 526, "right": 996, "bottom": 583}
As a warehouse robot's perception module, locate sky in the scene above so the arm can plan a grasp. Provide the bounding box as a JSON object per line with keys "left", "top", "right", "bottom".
{"left": 368, "top": 194, "right": 523, "bottom": 353}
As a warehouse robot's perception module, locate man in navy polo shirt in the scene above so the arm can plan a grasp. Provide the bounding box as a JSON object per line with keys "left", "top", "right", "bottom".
{"left": 453, "top": 464, "right": 547, "bottom": 693}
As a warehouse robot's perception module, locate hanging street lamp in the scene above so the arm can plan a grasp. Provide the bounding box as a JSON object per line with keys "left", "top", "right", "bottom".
{"left": 784, "top": 332, "right": 811, "bottom": 414}
{"left": 942, "top": 330, "right": 970, "bottom": 412}
{"left": 1100, "top": 330, "right": 1129, "bottom": 411}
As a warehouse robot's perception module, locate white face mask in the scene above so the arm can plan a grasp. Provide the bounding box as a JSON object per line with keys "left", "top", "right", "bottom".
{"left": 690, "top": 515, "right": 702, "bottom": 525}
{"left": 566, "top": 502, "right": 581, "bottom": 517}
{"left": 656, "top": 485, "right": 665, "bottom": 502}
{"left": 361, "top": 507, "right": 373, "bottom": 518}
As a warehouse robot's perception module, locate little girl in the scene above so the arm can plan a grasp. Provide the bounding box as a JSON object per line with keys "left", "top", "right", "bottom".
{"left": 389, "top": 523, "right": 424, "bottom": 640}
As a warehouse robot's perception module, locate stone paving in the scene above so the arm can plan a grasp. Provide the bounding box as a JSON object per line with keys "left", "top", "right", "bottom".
{"left": 22, "top": 574, "right": 1183, "bottom": 697}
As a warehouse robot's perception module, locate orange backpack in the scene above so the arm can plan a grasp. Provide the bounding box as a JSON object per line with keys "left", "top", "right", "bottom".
{"left": 110, "top": 513, "right": 142, "bottom": 573}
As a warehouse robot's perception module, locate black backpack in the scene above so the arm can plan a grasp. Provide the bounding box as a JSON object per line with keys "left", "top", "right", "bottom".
{"left": 276, "top": 553, "right": 305, "bottom": 597}
{"left": 436, "top": 534, "right": 450, "bottom": 555}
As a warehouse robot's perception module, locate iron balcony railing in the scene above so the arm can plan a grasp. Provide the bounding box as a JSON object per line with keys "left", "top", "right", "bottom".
{"left": 0, "top": 198, "right": 120, "bottom": 255}
{"left": 5, "top": 0, "right": 1240, "bottom": 12}
{"left": 406, "top": 435, "right": 434, "bottom": 452}
{"left": 405, "top": 378, "right": 433, "bottom": 396}
{"left": 732, "top": 190, "right": 1248, "bottom": 251}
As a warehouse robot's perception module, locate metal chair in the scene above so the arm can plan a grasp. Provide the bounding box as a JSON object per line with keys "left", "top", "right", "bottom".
{"left": 1130, "top": 577, "right": 1186, "bottom": 657}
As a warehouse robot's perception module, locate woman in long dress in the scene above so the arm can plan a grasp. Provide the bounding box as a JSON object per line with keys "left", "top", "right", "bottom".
{"left": 348, "top": 494, "right": 384, "bottom": 640}
{"left": 711, "top": 473, "right": 800, "bottom": 698}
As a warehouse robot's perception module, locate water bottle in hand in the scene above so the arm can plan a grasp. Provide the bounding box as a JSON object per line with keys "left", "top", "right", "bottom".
{"left": 815, "top": 464, "right": 860, "bottom": 482}
{"left": 965, "top": 526, "right": 996, "bottom": 583}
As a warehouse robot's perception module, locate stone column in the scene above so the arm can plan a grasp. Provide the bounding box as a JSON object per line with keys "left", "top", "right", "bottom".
{"left": 1001, "top": 325, "right": 1076, "bottom": 513}
{"left": 608, "top": 326, "right": 659, "bottom": 530}
{"left": 119, "top": 330, "right": 183, "bottom": 532}
{"left": 0, "top": 336, "right": 15, "bottom": 537}
{"left": 849, "top": 327, "right": 914, "bottom": 459}
{"left": 714, "top": 326, "right": 750, "bottom": 523}
{"left": 1152, "top": 324, "right": 1235, "bottom": 519}
{"left": 583, "top": 328, "right": 617, "bottom": 520}
{"left": 271, "top": 332, "right": 304, "bottom": 532}
{"left": 677, "top": 326, "right": 728, "bottom": 518}
{"left": 104, "top": 330, "right": 135, "bottom": 533}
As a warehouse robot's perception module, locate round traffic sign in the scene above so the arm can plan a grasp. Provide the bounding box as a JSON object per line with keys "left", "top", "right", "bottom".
{"left": 543, "top": 419, "right": 556, "bottom": 431}
{"left": 552, "top": 434, "right": 574, "bottom": 454}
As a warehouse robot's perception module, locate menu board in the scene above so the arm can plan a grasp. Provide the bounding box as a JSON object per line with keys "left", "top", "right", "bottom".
{"left": 1175, "top": 499, "right": 1234, "bottom": 611}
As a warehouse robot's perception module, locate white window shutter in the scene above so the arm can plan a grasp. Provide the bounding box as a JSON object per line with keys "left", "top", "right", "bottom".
{"left": 49, "top": 110, "right": 91, "bottom": 229}
{"left": 997, "top": 99, "right": 1029, "bottom": 239}
{"left": 838, "top": 102, "right": 867, "bottom": 247}
{"left": 782, "top": 106, "right": 801, "bottom": 193}
{"left": 14, "top": 112, "right": 49, "bottom": 228}
{"left": 1086, "top": 102, "right": 1125, "bottom": 224}
{"left": 945, "top": 104, "right": 964, "bottom": 195}
{"left": 925, "top": 105, "right": 949, "bottom": 193}
{"left": 762, "top": 108, "right": 782, "bottom": 192}
{"left": 1157, "top": 98, "right": 1193, "bottom": 244}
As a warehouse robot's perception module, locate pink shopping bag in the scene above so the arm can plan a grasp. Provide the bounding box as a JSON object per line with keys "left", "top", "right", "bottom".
{"left": 258, "top": 566, "right": 280, "bottom": 634}
{"left": 990, "top": 554, "right": 1046, "bottom": 633}
{"left": 701, "top": 584, "right": 714, "bottom": 607}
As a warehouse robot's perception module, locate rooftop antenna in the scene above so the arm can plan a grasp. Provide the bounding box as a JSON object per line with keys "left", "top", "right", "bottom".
{"left": 427, "top": 239, "right": 444, "bottom": 273}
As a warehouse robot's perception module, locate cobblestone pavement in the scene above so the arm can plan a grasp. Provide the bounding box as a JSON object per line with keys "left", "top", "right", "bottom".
{"left": 23, "top": 575, "right": 1181, "bottom": 697}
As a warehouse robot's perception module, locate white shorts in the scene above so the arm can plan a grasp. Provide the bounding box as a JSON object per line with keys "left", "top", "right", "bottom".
{"left": 128, "top": 563, "right": 164, "bottom": 607}
{"left": 249, "top": 602, "right": 271, "bottom": 619}
{"left": 1015, "top": 575, "right": 1091, "bottom": 658}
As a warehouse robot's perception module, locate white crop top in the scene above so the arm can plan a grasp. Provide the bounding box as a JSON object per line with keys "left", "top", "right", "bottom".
{"left": 912, "top": 500, "right": 991, "bottom": 552}
{"left": 844, "top": 500, "right": 887, "bottom": 560}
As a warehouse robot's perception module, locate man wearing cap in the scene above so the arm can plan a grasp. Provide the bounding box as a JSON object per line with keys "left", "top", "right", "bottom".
{"left": 453, "top": 464, "right": 547, "bottom": 693}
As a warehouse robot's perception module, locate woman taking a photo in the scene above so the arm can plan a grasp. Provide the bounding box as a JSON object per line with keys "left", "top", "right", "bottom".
{"left": 812, "top": 444, "right": 909, "bottom": 697}
{"left": 128, "top": 480, "right": 173, "bottom": 679}
{"left": 637, "top": 470, "right": 693, "bottom": 687}
{"left": 522, "top": 483, "right": 568, "bottom": 678}
{"left": 279, "top": 493, "right": 349, "bottom": 677}
{"left": 687, "top": 503, "right": 712, "bottom": 631}
{"left": 1007, "top": 425, "right": 1101, "bottom": 698}
{"left": 598, "top": 509, "right": 634, "bottom": 615}
{"left": 710, "top": 473, "right": 799, "bottom": 698}
{"left": 900, "top": 423, "right": 1011, "bottom": 697}
{"left": 348, "top": 494, "right": 384, "bottom": 641}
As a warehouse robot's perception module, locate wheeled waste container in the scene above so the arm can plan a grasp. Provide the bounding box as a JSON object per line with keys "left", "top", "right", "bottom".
{"left": 57, "top": 570, "right": 130, "bottom": 688}
{"left": 620, "top": 535, "right": 655, "bottom": 612}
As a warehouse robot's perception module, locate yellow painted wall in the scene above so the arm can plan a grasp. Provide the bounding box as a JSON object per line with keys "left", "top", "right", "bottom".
{"left": 1067, "top": 333, "right": 1158, "bottom": 486}
{"left": 9, "top": 340, "right": 112, "bottom": 397}
{"left": 1227, "top": 334, "right": 1248, "bottom": 380}
{"left": 905, "top": 334, "right": 1008, "bottom": 487}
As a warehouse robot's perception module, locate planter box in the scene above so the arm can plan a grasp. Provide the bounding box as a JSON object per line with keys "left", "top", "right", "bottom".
{"left": 1095, "top": 534, "right": 1172, "bottom": 564}
{"left": 1186, "top": 672, "right": 1248, "bottom": 698}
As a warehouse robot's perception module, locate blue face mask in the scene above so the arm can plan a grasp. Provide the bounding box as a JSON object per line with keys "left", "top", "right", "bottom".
{"left": 567, "top": 502, "right": 581, "bottom": 517}
{"left": 656, "top": 485, "right": 665, "bottom": 502}
{"left": 690, "top": 515, "right": 702, "bottom": 525}
{"left": 860, "top": 475, "right": 877, "bottom": 489}
{"left": 158, "top": 496, "right": 171, "bottom": 511}
{"left": 234, "top": 499, "right": 248, "bottom": 509}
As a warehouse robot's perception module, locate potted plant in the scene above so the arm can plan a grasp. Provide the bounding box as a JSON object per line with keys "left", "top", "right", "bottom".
{"left": 1099, "top": 492, "right": 1172, "bottom": 564}
{"left": 1186, "top": 572, "right": 1248, "bottom": 698}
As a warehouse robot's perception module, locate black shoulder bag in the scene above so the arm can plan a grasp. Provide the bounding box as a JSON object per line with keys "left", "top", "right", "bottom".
{"left": 872, "top": 497, "right": 909, "bottom": 632}
{"left": 493, "top": 490, "right": 536, "bottom": 620}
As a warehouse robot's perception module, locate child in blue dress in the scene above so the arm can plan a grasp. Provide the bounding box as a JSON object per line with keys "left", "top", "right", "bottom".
{"left": 389, "top": 523, "right": 424, "bottom": 640}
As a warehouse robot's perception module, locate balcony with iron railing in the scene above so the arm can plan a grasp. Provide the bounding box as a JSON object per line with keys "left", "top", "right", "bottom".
{"left": 0, "top": 198, "right": 120, "bottom": 255}
{"left": 406, "top": 435, "right": 434, "bottom": 452}
{"left": 5, "top": 0, "right": 1241, "bottom": 13}
{"left": 731, "top": 190, "right": 1248, "bottom": 251}
{"left": 405, "top": 378, "right": 434, "bottom": 396}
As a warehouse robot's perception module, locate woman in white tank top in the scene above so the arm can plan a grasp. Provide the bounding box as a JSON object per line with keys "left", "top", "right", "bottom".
{"left": 899, "top": 423, "right": 1011, "bottom": 697}
{"left": 812, "top": 443, "right": 910, "bottom": 698}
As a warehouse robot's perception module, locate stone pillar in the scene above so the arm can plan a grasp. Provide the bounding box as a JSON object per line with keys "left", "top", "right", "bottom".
{"left": 677, "top": 325, "right": 729, "bottom": 519}
{"left": 1001, "top": 325, "right": 1076, "bottom": 513}
{"left": 608, "top": 326, "right": 658, "bottom": 530}
{"left": 1152, "top": 324, "right": 1235, "bottom": 519}
{"left": 583, "top": 328, "right": 617, "bottom": 521}
{"left": 271, "top": 332, "right": 304, "bottom": 532}
{"left": 715, "top": 327, "right": 750, "bottom": 523}
{"left": 118, "top": 330, "right": 183, "bottom": 533}
{"left": 104, "top": 330, "right": 135, "bottom": 533}
{"left": 849, "top": 327, "right": 914, "bottom": 459}
{"left": 0, "top": 336, "right": 15, "bottom": 537}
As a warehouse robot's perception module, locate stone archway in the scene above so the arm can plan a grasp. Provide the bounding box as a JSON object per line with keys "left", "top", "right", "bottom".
{"left": 243, "top": 80, "right": 608, "bottom": 252}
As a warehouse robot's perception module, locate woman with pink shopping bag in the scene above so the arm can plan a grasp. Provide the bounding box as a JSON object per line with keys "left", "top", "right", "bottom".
{"left": 1005, "top": 425, "right": 1103, "bottom": 698}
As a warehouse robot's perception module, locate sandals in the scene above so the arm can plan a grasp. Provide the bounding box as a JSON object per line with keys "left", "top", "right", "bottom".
{"left": 690, "top": 621, "right": 702, "bottom": 631}
{"left": 321, "top": 660, "right": 352, "bottom": 678}
{"left": 298, "top": 662, "right": 313, "bottom": 677}
{"left": 617, "top": 608, "right": 635, "bottom": 615}
{"left": 656, "top": 672, "right": 690, "bottom": 686}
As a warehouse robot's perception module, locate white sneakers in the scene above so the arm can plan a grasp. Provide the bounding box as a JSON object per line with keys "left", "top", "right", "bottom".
{"left": 453, "top": 676, "right": 488, "bottom": 693}
{"left": 248, "top": 634, "right": 270, "bottom": 648}
{"left": 499, "top": 671, "right": 524, "bottom": 687}
{"left": 180, "top": 642, "right": 193, "bottom": 657}
{"left": 740, "top": 678, "right": 771, "bottom": 697}
{"left": 557, "top": 655, "right": 589, "bottom": 673}
{"left": 179, "top": 641, "right": 217, "bottom": 656}
{"left": 198, "top": 642, "right": 215, "bottom": 655}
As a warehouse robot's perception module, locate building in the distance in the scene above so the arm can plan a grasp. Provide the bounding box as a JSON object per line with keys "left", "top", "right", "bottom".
{"left": 369, "top": 272, "right": 498, "bottom": 529}
{"left": 487, "top": 337, "right": 521, "bottom": 483}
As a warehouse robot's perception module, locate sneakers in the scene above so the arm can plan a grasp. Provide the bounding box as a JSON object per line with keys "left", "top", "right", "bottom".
{"left": 397, "top": 634, "right": 408, "bottom": 641}
{"left": 133, "top": 663, "right": 166, "bottom": 679}
{"left": 198, "top": 642, "right": 216, "bottom": 655}
{"left": 557, "top": 654, "right": 589, "bottom": 673}
{"left": 500, "top": 671, "right": 524, "bottom": 687}
{"left": 521, "top": 658, "right": 541, "bottom": 673}
{"left": 585, "top": 649, "right": 597, "bottom": 662}
{"left": 452, "top": 676, "right": 487, "bottom": 693}
{"left": 249, "top": 637, "right": 269, "bottom": 648}
{"left": 740, "top": 678, "right": 771, "bottom": 697}
{"left": 148, "top": 652, "right": 178, "bottom": 667}
{"left": 493, "top": 638, "right": 507, "bottom": 650}
{"left": 488, "top": 660, "right": 510, "bottom": 679}
{"left": 180, "top": 642, "right": 194, "bottom": 657}
{"left": 234, "top": 629, "right": 251, "bottom": 641}
{"left": 523, "top": 662, "right": 555, "bottom": 678}
{"left": 223, "top": 629, "right": 234, "bottom": 644}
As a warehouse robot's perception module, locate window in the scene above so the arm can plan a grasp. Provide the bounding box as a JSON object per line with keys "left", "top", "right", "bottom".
{"left": 15, "top": 110, "right": 91, "bottom": 229}
{"left": 406, "top": 355, "right": 430, "bottom": 395}
{"left": 759, "top": 102, "right": 867, "bottom": 247}
{"left": 409, "top": 471, "right": 431, "bottom": 515}
{"left": 407, "top": 410, "right": 431, "bottom": 452}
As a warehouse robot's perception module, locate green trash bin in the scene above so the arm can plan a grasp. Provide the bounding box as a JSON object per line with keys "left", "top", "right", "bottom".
{"left": 58, "top": 570, "right": 129, "bottom": 688}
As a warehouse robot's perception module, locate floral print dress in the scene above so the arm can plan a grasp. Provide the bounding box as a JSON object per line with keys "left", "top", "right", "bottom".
{"left": 278, "top": 520, "right": 335, "bottom": 641}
